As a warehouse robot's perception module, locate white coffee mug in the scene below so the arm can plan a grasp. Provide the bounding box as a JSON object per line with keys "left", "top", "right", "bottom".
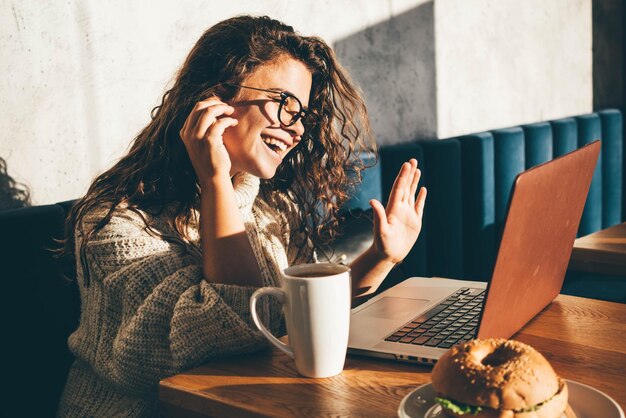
{"left": 250, "top": 263, "right": 351, "bottom": 378}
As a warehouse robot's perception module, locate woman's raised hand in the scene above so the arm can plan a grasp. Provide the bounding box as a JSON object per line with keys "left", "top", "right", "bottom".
{"left": 179, "top": 98, "right": 238, "bottom": 184}
{"left": 369, "top": 159, "right": 427, "bottom": 264}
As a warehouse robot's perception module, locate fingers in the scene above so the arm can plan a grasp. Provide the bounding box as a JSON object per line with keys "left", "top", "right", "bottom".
{"left": 206, "top": 117, "right": 238, "bottom": 143}
{"left": 369, "top": 199, "right": 387, "bottom": 234}
{"left": 181, "top": 98, "right": 221, "bottom": 134}
{"left": 388, "top": 159, "right": 418, "bottom": 205}
{"left": 414, "top": 187, "right": 427, "bottom": 218}
{"left": 195, "top": 104, "right": 235, "bottom": 140}
{"left": 180, "top": 98, "right": 235, "bottom": 142}
{"left": 388, "top": 162, "right": 411, "bottom": 204}
{"left": 408, "top": 165, "right": 421, "bottom": 206}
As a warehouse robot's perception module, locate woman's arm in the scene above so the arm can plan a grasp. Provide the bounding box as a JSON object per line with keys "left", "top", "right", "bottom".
{"left": 349, "top": 245, "right": 396, "bottom": 299}
{"left": 79, "top": 213, "right": 281, "bottom": 395}
{"left": 180, "top": 98, "right": 263, "bottom": 286}
{"left": 199, "top": 175, "right": 263, "bottom": 286}
{"left": 350, "top": 159, "right": 427, "bottom": 301}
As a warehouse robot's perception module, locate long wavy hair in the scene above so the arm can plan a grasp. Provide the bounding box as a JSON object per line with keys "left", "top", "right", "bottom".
{"left": 62, "top": 15, "right": 375, "bottom": 286}
{"left": 0, "top": 157, "right": 31, "bottom": 210}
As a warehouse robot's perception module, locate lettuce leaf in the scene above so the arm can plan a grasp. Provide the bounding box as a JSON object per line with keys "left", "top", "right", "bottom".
{"left": 434, "top": 397, "right": 483, "bottom": 415}
{"left": 435, "top": 393, "right": 555, "bottom": 415}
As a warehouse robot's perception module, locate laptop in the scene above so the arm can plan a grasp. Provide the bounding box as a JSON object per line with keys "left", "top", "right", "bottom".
{"left": 348, "top": 140, "right": 601, "bottom": 365}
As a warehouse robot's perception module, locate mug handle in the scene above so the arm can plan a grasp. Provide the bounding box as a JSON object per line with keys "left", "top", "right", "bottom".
{"left": 250, "top": 287, "right": 294, "bottom": 358}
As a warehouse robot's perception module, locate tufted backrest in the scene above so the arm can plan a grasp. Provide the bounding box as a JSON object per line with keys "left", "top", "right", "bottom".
{"left": 1, "top": 201, "right": 79, "bottom": 417}
{"left": 371, "top": 109, "right": 623, "bottom": 282}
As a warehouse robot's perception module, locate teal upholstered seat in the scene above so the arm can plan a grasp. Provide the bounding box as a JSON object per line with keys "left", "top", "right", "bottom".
{"left": 459, "top": 132, "right": 496, "bottom": 281}
{"left": 2, "top": 203, "right": 79, "bottom": 417}
{"left": 0, "top": 202, "right": 80, "bottom": 417}
{"left": 576, "top": 114, "right": 603, "bottom": 236}
{"left": 370, "top": 109, "right": 624, "bottom": 302}
{"left": 598, "top": 110, "right": 623, "bottom": 229}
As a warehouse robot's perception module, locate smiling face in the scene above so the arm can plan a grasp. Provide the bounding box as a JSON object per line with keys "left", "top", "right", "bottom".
{"left": 222, "top": 56, "right": 313, "bottom": 179}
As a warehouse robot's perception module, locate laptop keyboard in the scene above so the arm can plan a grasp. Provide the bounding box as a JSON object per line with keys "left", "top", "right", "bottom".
{"left": 384, "top": 287, "right": 484, "bottom": 349}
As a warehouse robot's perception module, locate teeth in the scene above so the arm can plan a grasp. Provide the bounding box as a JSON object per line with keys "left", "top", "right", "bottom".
{"left": 262, "top": 136, "right": 287, "bottom": 152}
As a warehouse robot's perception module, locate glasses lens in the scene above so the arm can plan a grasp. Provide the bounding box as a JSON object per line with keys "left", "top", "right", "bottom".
{"left": 279, "top": 94, "right": 301, "bottom": 126}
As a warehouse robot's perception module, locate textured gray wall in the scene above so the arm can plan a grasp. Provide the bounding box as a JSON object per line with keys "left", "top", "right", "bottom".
{"left": 0, "top": 0, "right": 428, "bottom": 204}
{"left": 1, "top": 0, "right": 595, "bottom": 204}
{"left": 335, "top": 2, "right": 436, "bottom": 145}
{"left": 435, "top": 0, "right": 592, "bottom": 138}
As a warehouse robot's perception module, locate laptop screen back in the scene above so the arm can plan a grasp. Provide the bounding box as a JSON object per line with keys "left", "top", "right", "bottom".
{"left": 477, "top": 141, "right": 601, "bottom": 339}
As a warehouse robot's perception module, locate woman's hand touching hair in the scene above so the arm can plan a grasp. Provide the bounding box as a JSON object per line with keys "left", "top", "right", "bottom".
{"left": 179, "top": 96, "right": 263, "bottom": 286}
{"left": 179, "top": 97, "right": 238, "bottom": 184}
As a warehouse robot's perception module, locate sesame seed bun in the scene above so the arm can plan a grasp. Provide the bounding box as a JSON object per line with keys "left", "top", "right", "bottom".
{"left": 431, "top": 339, "right": 569, "bottom": 418}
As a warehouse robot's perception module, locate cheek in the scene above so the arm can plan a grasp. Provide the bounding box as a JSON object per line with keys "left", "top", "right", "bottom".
{"left": 223, "top": 109, "right": 248, "bottom": 141}
{"left": 260, "top": 101, "right": 279, "bottom": 123}
{"left": 233, "top": 107, "right": 268, "bottom": 134}
{"left": 222, "top": 113, "right": 260, "bottom": 152}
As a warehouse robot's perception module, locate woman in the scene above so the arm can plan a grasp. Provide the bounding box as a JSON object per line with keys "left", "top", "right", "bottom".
{"left": 58, "top": 15, "right": 426, "bottom": 417}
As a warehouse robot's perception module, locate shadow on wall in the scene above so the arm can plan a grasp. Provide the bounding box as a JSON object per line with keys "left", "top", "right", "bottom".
{"left": 0, "top": 157, "right": 31, "bottom": 211}
{"left": 592, "top": 0, "right": 624, "bottom": 110}
{"left": 333, "top": 2, "right": 436, "bottom": 146}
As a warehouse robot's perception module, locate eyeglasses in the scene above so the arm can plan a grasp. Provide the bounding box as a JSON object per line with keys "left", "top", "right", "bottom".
{"left": 226, "top": 83, "right": 316, "bottom": 128}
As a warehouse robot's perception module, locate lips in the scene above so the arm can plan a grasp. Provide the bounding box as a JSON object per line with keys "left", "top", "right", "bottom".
{"left": 261, "top": 135, "right": 291, "bottom": 160}
{"left": 261, "top": 135, "right": 288, "bottom": 152}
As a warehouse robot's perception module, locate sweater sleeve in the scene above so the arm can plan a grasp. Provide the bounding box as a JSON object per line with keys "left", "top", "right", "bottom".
{"left": 82, "top": 213, "right": 282, "bottom": 396}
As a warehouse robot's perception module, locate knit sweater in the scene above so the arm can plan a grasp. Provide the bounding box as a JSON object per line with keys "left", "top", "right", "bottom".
{"left": 57, "top": 173, "right": 314, "bottom": 417}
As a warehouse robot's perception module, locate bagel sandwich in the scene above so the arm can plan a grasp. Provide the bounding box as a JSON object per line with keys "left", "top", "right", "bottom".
{"left": 431, "top": 339, "right": 569, "bottom": 418}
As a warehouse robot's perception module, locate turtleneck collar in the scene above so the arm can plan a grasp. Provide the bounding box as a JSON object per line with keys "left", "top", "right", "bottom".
{"left": 232, "top": 172, "right": 261, "bottom": 210}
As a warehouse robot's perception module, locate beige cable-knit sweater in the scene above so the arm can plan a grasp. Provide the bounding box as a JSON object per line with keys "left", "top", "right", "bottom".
{"left": 57, "top": 173, "right": 314, "bottom": 417}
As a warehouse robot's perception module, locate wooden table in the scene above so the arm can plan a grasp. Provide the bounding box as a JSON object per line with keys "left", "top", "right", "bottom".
{"left": 569, "top": 222, "right": 626, "bottom": 276}
{"left": 159, "top": 295, "right": 626, "bottom": 417}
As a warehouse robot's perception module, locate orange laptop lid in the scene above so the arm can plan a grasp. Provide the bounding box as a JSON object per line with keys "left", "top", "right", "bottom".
{"left": 477, "top": 141, "right": 601, "bottom": 339}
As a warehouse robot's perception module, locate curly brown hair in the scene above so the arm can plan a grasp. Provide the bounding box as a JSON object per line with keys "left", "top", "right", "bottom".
{"left": 0, "top": 157, "right": 31, "bottom": 210}
{"left": 62, "top": 15, "right": 375, "bottom": 286}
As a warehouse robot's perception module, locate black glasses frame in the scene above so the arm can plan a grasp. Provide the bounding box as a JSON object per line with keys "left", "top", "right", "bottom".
{"left": 225, "top": 83, "right": 314, "bottom": 127}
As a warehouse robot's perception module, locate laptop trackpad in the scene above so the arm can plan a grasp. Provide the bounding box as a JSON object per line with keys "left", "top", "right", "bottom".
{"left": 354, "top": 297, "right": 430, "bottom": 320}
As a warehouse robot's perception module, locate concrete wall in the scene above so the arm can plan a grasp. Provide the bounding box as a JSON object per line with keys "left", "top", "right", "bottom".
{"left": 335, "top": 1, "right": 436, "bottom": 145}
{"left": 436, "top": 0, "right": 592, "bottom": 139}
{"left": 336, "top": 0, "right": 592, "bottom": 144}
{"left": 1, "top": 0, "right": 594, "bottom": 204}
